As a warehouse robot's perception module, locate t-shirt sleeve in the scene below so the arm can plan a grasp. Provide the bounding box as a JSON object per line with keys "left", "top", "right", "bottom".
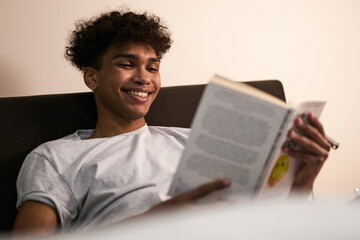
{"left": 16, "top": 151, "right": 78, "bottom": 230}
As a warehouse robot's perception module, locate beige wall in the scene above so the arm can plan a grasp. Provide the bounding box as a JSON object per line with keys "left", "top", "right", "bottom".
{"left": 1, "top": 0, "right": 359, "bottom": 201}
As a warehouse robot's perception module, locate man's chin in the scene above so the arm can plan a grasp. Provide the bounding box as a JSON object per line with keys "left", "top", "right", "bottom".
{"left": 120, "top": 104, "right": 152, "bottom": 122}
{"left": 127, "top": 110, "right": 149, "bottom": 121}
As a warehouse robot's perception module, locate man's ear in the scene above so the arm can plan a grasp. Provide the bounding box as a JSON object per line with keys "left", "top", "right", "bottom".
{"left": 83, "top": 67, "right": 99, "bottom": 91}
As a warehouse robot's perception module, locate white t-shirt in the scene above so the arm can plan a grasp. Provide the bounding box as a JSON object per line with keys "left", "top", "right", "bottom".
{"left": 16, "top": 125, "right": 190, "bottom": 232}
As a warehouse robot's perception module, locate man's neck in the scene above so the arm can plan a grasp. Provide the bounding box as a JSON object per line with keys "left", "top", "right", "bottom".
{"left": 88, "top": 115, "right": 146, "bottom": 139}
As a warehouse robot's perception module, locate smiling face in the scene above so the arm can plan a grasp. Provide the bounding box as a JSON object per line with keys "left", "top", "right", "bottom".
{"left": 85, "top": 42, "right": 161, "bottom": 129}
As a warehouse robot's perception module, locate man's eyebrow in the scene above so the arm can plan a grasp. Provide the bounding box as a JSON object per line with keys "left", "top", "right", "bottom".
{"left": 112, "top": 53, "right": 138, "bottom": 60}
{"left": 112, "top": 54, "right": 160, "bottom": 62}
{"left": 149, "top": 57, "right": 161, "bottom": 63}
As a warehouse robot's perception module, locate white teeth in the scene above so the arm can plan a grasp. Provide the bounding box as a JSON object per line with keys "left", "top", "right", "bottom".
{"left": 129, "top": 91, "right": 148, "bottom": 98}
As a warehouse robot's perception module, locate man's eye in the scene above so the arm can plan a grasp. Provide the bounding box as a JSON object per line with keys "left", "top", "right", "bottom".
{"left": 147, "top": 64, "right": 159, "bottom": 72}
{"left": 147, "top": 67, "right": 159, "bottom": 72}
{"left": 117, "top": 63, "right": 132, "bottom": 68}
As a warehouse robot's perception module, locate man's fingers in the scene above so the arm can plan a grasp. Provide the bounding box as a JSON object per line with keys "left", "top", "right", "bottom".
{"left": 283, "top": 146, "right": 326, "bottom": 167}
{"left": 295, "top": 117, "right": 331, "bottom": 151}
{"left": 289, "top": 130, "right": 329, "bottom": 158}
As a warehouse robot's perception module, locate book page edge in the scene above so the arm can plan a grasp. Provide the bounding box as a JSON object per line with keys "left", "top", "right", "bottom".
{"left": 211, "top": 74, "right": 288, "bottom": 108}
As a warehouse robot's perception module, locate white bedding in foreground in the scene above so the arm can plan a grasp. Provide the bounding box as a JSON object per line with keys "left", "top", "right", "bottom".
{"left": 41, "top": 200, "right": 360, "bottom": 240}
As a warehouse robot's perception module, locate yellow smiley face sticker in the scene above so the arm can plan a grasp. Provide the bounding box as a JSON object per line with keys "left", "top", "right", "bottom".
{"left": 268, "top": 155, "right": 290, "bottom": 187}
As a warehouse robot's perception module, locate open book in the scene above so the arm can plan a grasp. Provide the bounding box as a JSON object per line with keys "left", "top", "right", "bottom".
{"left": 168, "top": 75, "right": 326, "bottom": 202}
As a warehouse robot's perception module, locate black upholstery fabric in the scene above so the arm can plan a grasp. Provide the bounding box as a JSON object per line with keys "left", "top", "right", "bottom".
{"left": 147, "top": 80, "right": 286, "bottom": 127}
{"left": 0, "top": 80, "right": 285, "bottom": 231}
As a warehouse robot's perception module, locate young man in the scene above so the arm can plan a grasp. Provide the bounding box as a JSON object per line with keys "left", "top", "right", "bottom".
{"left": 13, "top": 10, "right": 330, "bottom": 238}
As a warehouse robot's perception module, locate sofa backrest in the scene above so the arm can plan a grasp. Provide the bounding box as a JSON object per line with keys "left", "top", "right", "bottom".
{"left": 0, "top": 80, "right": 285, "bottom": 231}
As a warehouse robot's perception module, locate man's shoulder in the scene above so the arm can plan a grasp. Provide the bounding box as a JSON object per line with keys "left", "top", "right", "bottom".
{"left": 148, "top": 126, "right": 190, "bottom": 143}
{"left": 148, "top": 126, "right": 190, "bottom": 135}
{"left": 32, "top": 130, "right": 92, "bottom": 155}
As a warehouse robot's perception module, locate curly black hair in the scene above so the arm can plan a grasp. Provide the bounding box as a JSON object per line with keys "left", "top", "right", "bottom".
{"left": 65, "top": 10, "right": 172, "bottom": 71}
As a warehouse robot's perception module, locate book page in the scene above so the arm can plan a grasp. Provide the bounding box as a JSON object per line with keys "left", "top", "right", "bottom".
{"left": 168, "top": 76, "right": 289, "bottom": 201}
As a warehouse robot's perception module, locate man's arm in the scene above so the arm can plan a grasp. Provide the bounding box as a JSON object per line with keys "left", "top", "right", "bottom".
{"left": 151, "top": 178, "right": 231, "bottom": 210}
{"left": 12, "top": 201, "right": 59, "bottom": 238}
{"left": 12, "top": 180, "right": 230, "bottom": 238}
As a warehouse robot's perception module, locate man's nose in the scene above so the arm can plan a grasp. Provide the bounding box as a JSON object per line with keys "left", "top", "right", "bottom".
{"left": 132, "top": 67, "right": 150, "bottom": 84}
